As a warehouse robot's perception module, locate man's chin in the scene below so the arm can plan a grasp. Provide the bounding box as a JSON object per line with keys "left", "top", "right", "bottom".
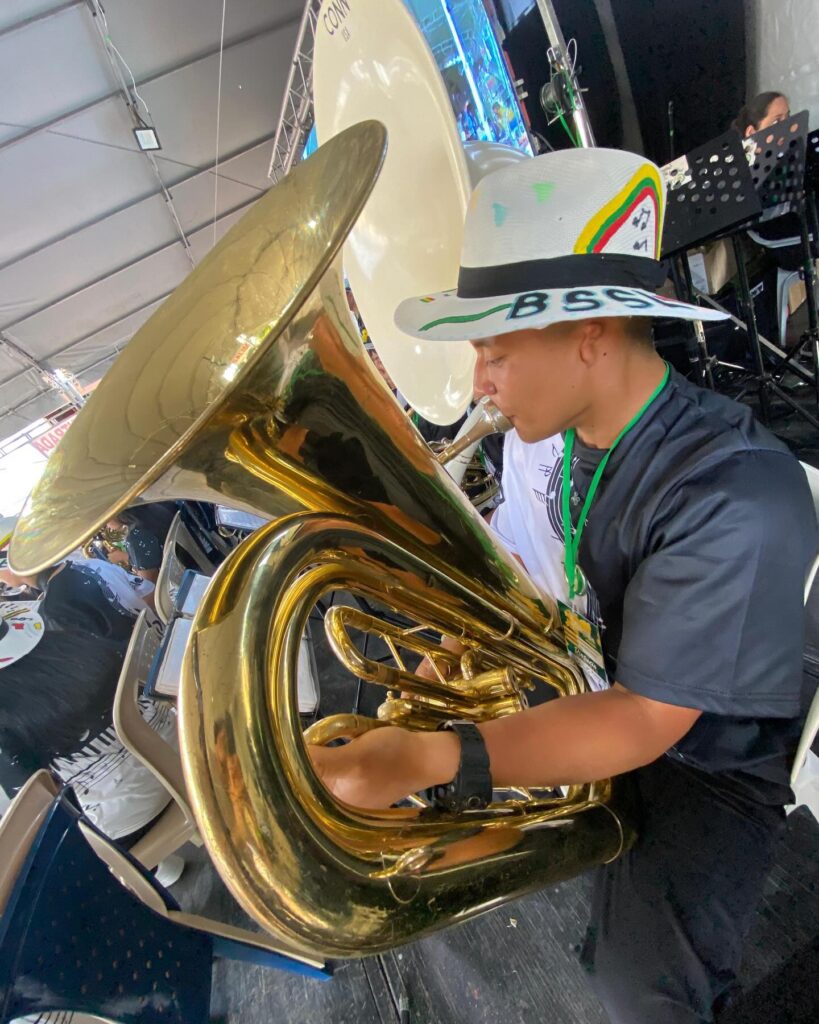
{"left": 514, "top": 424, "right": 553, "bottom": 444}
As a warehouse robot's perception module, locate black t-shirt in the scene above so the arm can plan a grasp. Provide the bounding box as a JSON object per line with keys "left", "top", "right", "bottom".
{"left": 570, "top": 369, "right": 818, "bottom": 804}
{"left": 121, "top": 501, "right": 178, "bottom": 570}
{"left": 39, "top": 564, "right": 137, "bottom": 641}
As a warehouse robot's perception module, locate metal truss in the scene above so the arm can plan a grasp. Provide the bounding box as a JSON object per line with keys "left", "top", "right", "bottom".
{"left": 268, "top": 0, "right": 323, "bottom": 182}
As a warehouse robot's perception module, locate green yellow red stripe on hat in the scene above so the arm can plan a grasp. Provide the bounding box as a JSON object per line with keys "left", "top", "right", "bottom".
{"left": 574, "top": 164, "right": 664, "bottom": 258}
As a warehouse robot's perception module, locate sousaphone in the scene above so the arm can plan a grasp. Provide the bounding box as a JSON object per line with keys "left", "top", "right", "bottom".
{"left": 313, "top": 0, "right": 528, "bottom": 426}
{"left": 11, "top": 121, "right": 632, "bottom": 962}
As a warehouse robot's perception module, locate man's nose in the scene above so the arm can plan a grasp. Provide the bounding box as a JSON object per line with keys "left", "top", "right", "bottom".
{"left": 473, "top": 355, "right": 497, "bottom": 397}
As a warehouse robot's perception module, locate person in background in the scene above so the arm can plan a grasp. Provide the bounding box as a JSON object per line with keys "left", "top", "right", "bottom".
{"left": 0, "top": 552, "right": 39, "bottom": 602}
{"left": 732, "top": 91, "right": 790, "bottom": 136}
{"left": 0, "top": 558, "right": 150, "bottom": 641}
{"left": 67, "top": 553, "right": 156, "bottom": 613}
{"left": 0, "top": 603, "right": 183, "bottom": 884}
{"left": 107, "top": 501, "right": 179, "bottom": 583}
{"left": 732, "top": 90, "right": 811, "bottom": 294}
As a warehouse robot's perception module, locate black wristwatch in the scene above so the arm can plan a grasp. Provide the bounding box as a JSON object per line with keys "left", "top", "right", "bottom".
{"left": 429, "top": 721, "right": 492, "bottom": 812}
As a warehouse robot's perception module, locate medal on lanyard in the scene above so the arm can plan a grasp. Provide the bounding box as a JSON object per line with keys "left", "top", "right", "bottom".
{"left": 562, "top": 363, "right": 670, "bottom": 601}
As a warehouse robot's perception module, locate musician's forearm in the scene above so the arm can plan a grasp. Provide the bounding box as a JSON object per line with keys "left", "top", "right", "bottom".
{"left": 311, "top": 684, "right": 701, "bottom": 809}
{"left": 423, "top": 685, "right": 701, "bottom": 790}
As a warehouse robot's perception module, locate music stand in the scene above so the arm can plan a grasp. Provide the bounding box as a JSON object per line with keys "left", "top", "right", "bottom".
{"left": 664, "top": 114, "right": 819, "bottom": 430}
{"left": 685, "top": 117, "right": 817, "bottom": 391}
{"left": 805, "top": 128, "right": 819, "bottom": 252}
{"left": 661, "top": 130, "right": 761, "bottom": 389}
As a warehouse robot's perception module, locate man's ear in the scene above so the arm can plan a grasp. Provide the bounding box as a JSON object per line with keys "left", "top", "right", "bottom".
{"left": 575, "top": 319, "right": 607, "bottom": 368}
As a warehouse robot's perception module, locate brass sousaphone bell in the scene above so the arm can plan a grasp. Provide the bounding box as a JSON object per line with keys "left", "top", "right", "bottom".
{"left": 11, "top": 122, "right": 633, "bottom": 962}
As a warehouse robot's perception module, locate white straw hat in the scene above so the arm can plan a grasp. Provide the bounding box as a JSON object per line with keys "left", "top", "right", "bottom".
{"left": 395, "top": 148, "right": 729, "bottom": 341}
{"left": 0, "top": 601, "right": 45, "bottom": 668}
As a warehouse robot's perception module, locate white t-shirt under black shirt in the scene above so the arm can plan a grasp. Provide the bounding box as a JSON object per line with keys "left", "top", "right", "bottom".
{"left": 492, "top": 430, "right": 601, "bottom": 626}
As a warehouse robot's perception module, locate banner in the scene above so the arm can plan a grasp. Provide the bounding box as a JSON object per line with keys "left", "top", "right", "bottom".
{"left": 30, "top": 415, "right": 76, "bottom": 457}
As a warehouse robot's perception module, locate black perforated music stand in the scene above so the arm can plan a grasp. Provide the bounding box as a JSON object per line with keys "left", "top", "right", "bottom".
{"left": 748, "top": 111, "right": 809, "bottom": 216}
{"left": 661, "top": 131, "right": 761, "bottom": 388}
{"left": 663, "top": 114, "right": 819, "bottom": 429}
{"left": 806, "top": 127, "right": 819, "bottom": 260}
{"left": 662, "top": 130, "right": 761, "bottom": 257}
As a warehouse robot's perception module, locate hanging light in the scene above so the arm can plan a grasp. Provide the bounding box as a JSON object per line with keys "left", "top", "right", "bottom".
{"left": 133, "top": 114, "right": 161, "bottom": 151}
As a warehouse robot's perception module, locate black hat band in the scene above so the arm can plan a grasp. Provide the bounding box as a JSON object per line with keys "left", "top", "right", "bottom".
{"left": 457, "top": 253, "right": 667, "bottom": 299}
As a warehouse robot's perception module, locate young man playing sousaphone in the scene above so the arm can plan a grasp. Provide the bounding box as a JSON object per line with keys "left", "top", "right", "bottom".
{"left": 310, "top": 148, "right": 818, "bottom": 1022}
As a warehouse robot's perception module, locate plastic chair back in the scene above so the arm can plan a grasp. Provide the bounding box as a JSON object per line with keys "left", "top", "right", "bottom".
{"left": 0, "top": 784, "right": 327, "bottom": 1023}
{"left": 0, "top": 793, "right": 212, "bottom": 1024}
{"left": 155, "top": 515, "right": 214, "bottom": 623}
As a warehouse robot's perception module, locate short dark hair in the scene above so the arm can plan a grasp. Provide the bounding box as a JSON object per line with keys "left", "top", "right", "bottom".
{"left": 732, "top": 92, "right": 787, "bottom": 135}
{"left": 625, "top": 316, "right": 655, "bottom": 348}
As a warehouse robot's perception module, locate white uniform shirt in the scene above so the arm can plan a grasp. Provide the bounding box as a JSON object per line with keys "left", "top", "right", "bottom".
{"left": 492, "top": 431, "right": 600, "bottom": 624}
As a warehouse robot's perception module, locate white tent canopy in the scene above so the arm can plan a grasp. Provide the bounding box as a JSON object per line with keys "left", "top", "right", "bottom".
{"left": 0, "top": 0, "right": 302, "bottom": 441}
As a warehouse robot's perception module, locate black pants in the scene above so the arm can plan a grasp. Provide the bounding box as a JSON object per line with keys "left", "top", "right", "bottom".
{"left": 580, "top": 756, "right": 785, "bottom": 1024}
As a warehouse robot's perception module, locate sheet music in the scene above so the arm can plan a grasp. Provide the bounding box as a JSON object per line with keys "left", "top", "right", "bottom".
{"left": 150, "top": 616, "right": 319, "bottom": 712}
{"left": 662, "top": 153, "right": 691, "bottom": 191}
{"left": 297, "top": 634, "right": 318, "bottom": 714}
{"left": 176, "top": 571, "right": 210, "bottom": 618}
{"left": 152, "top": 617, "right": 192, "bottom": 698}
{"left": 215, "top": 507, "right": 269, "bottom": 532}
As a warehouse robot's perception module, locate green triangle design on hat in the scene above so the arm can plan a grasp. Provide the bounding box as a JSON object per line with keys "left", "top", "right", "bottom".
{"left": 533, "top": 182, "right": 555, "bottom": 203}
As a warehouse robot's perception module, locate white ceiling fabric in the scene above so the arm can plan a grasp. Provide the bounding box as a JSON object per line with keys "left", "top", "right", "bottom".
{"left": 0, "top": 0, "right": 303, "bottom": 438}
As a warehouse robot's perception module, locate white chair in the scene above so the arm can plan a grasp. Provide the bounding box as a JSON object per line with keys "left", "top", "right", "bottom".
{"left": 154, "top": 513, "right": 215, "bottom": 624}
{"left": 112, "top": 610, "right": 201, "bottom": 869}
{"left": 0, "top": 770, "right": 60, "bottom": 917}
{"left": 790, "top": 464, "right": 819, "bottom": 819}
{"left": 747, "top": 228, "right": 803, "bottom": 347}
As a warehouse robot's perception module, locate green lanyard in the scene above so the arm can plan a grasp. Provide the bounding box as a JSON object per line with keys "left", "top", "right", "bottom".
{"left": 562, "top": 362, "right": 670, "bottom": 600}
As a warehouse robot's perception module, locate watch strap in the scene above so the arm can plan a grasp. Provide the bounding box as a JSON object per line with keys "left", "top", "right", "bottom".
{"left": 430, "top": 721, "right": 492, "bottom": 812}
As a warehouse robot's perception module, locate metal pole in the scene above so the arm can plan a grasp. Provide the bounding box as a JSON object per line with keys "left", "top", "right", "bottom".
{"left": 0, "top": 334, "right": 86, "bottom": 411}
{"left": 268, "top": 0, "right": 322, "bottom": 182}
{"left": 730, "top": 236, "right": 772, "bottom": 425}
{"left": 85, "top": 0, "right": 196, "bottom": 268}
{"left": 676, "top": 256, "right": 714, "bottom": 390}
{"left": 798, "top": 211, "right": 819, "bottom": 413}
{"left": 534, "top": 0, "right": 595, "bottom": 148}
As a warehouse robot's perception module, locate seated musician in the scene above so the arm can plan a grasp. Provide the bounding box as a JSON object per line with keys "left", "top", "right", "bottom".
{"left": 106, "top": 501, "right": 179, "bottom": 583}
{"left": 733, "top": 90, "right": 812, "bottom": 282}
{"left": 310, "top": 148, "right": 817, "bottom": 1023}
{"left": 0, "top": 557, "right": 150, "bottom": 642}
{"left": 732, "top": 91, "right": 790, "bottom": 137}
{"left": 0, "top": 603, "right": 183, "bottom": 883}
